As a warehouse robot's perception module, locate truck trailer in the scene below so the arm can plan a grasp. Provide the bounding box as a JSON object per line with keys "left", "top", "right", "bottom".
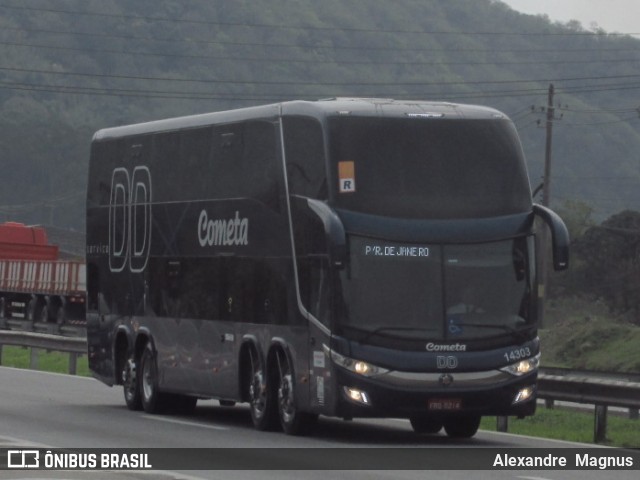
{"left": 0, "top": 222, "right": 86, "bottom": 324}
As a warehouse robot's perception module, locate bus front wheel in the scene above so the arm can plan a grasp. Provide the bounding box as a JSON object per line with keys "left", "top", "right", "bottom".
{"left": 443, "top": 415, "right": 481, "bottom": 438}
{"left": 410, "top": 415, "right": 443, "bottom": 434}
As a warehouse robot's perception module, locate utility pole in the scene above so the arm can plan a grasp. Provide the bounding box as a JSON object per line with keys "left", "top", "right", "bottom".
{"left": 542, "top": 83, "right": 555, "bottom": 208}
{"left": 539, "top": 83, "right": 554, "bottom": 328}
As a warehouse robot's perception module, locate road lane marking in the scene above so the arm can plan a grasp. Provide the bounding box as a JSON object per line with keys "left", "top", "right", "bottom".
{"left": 142, "top": 415, "right": 229, "bottom": 431}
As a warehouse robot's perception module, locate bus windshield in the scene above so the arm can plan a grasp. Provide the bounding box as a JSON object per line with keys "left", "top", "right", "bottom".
{"left": 328, "top": 117, "right": 532, "bottom": 219}
{"left": 337, "top": 236, "right": 535, "bottom": 343}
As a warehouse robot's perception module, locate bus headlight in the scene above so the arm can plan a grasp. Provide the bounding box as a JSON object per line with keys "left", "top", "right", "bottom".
{"left": 500, "top": 354, "right": 540, "bottom": 376}
{"left": 513, "top": 385, "right": 535, "bottom": 404}
{"left": 343, "top": 387, "right": 371, "bottom": 405}
{"left": 331, "top": 351, "right": 389, "bottom": 377}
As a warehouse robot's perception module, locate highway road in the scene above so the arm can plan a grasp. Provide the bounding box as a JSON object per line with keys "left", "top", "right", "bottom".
{"left": 0, "top": 366, "right": 636, "bottom": 480}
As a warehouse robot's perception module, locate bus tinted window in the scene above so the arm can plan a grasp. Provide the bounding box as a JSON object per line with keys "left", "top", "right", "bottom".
{"left": 283, "top": 116, "right": 327, "bottom": 199}
{"left": 149, "top": 120, "right": 281, "bottom": 208}
{"left": 328, "top": 117, "right": 531, "bottom": 219}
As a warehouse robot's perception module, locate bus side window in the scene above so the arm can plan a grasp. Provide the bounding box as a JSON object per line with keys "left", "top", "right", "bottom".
{"left": 243, "top": 121, "right": 282, "bottom": 211}
{"left": 211, "top": 121, "right": 282, "bottom": 212}
{"left": 283, "top": 117, "right": 327, "bottom": 199}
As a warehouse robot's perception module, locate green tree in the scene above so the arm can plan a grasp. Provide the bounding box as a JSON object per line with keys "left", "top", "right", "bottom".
{"left": 574, "top": 210, "right": 640, "bottom": 324}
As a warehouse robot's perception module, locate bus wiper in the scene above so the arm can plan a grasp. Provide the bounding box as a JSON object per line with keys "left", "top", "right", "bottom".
{"left": 451, "top": 323, "right": 534, "bottom": 341}
{"left": 359, "top": 326, "right": 434, "bottom": 344}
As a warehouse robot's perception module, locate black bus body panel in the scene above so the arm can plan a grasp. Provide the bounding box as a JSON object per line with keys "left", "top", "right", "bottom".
{"left": 86, "top": 98, "right": 565, "bottom": 423}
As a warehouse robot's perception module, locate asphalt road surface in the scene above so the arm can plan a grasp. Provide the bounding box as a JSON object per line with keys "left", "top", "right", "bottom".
{"left": 0, "top": 367, "right": 636, "bottom": 480}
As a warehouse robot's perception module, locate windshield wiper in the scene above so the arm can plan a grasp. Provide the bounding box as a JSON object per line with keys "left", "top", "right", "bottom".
{"left": 450, "top": 322, "right": 534, "bottom": 342}
{"left": 354, "top": 326, "right": 436, "bottom": 344}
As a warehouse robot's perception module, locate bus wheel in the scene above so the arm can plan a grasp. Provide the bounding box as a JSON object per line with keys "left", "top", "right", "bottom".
{"left": 247, "top": 347, "right": 277, "bottom": 430}
{"left": 122, "top": 356, "right": 142, "bottom": 411}
{"left": 276, "top": 350, "right": 317, "bottom": 436}
{"left": 443, "top": 415, "right": 481, "bottom": 438}
{"left": 409, "top": 415, "right": 443, "bottom": 434}
{"left": 139, "top": 343, "right": 169, "bottom": 414}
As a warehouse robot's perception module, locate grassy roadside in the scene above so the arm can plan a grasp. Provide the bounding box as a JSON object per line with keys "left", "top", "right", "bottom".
{"left": 0, "top": 345, "right": 90, "bottom": 376}
{"left": 481, "top": 409, "right": 640, "bottom": 449}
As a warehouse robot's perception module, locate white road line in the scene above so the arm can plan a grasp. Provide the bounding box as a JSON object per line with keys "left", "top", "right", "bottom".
{"left": 142, "top": 415, "right": 229, "bottom": 431}
{"left": 517, "top": 477, "right": 555, "bottom": 480}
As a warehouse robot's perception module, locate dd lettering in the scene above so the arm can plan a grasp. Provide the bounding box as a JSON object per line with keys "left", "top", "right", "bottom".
{"left": 109, "top": 166, "right": 152, "bottom": 273}
{"left": 437, "top": 356, "right": 458, "bottom": 369}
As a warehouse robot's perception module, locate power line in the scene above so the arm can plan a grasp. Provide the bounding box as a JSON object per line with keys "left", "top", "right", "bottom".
{"left": 3, "top": 22, "right": 639, "bottom": 57}
{"left": 2, "top": 38, "right": 640, "bottom": 68}
{"left": 3, "top": 64, "right": 640, "bottom": 88}
{"left": 561, "top": 116, "right": 639, "bottom": 127}
{"left": 2, "top": 76, "right": 640, "bottom": 103}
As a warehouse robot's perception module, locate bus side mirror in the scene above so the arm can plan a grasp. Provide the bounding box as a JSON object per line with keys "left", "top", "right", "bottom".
{"left": 306, "top": 199, "right": 347, "bottom": 268}
{"left": 533, "top": 204, "right": 570, "bottom": 271}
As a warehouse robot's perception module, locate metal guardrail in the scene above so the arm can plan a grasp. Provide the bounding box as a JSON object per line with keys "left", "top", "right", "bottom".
{"left": 496, "top": 368, "right": 640, "bottom": 443}
{"left": 540, "top": 365, "right": 640, "bottom": 383}
{"left": 0, "top": 329, "right": 638, "bottom": 443}
{"left": 0, "top": 329, "right": 86, "bottom": 375}
{"left": 535, "top": 368, "right": 640, "bottom": 443}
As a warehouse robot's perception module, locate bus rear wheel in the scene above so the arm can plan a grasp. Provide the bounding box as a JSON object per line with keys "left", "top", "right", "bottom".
{"left": 122, "top": 356, "right": 142, "bottom": 411}
{"left": 247, "top": 347, "right": 277, "bottom": 430}
{"left": 139, "top": 343, "right": 170, "bottom": 414}
{"left": 276, "top": 350, "right": 317, "bottom": 436}
{"left": 443, "top": 415, "right": 481, "bottom": 438}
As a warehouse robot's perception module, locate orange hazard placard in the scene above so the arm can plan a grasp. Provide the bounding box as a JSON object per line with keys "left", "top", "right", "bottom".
{"left": 338, "top": 161, "right": 356, "bottom": 193}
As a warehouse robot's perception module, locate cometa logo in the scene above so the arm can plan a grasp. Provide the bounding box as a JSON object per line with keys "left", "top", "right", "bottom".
{"left": 426, "top": 342, "right": 467, "bottom": 352}
{"left": 198, "top": 210, "right": 249, "bottom": 247}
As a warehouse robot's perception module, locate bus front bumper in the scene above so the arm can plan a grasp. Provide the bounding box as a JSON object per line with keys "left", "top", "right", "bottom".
{"left": 333, "top": 367, "right": 538, "bottom": 419}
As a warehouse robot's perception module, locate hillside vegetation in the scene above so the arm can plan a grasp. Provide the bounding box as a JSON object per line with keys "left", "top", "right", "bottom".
{"left": 2, "top": 1, "right": 640, "bottom": 368}
{"left": 543, "top": 297, "right": 640, "bottom": 372}
{"left": 1, "top": 0, "right": 640, "bottom": 228}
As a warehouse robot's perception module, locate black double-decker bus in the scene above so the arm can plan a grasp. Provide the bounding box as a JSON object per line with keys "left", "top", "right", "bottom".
{"left": 86, "top": 98, "right": 569, "bottom": 437}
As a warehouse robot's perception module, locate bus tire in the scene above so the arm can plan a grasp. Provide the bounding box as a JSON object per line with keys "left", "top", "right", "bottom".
{"left": 409, "top": 415, "right": 443, "bottom": 434}
{"left": 247, "top": 346, "right": 278, "bottom": 431}
{"left": 275, "top": 349, "right": 317, "bottom": 436}
{"left": 122, "top": 356, "right": 142, "bottom": 411}
{"left": 139, "top": 342, "right": 169, "bottom": 414}
{"left": 443, "top": 415, "right": 481, "bottom": 438}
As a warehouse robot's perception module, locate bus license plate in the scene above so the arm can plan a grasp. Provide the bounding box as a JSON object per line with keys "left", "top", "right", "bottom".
{"left": 428, "top": 398, "right": 462, "bottom": 411}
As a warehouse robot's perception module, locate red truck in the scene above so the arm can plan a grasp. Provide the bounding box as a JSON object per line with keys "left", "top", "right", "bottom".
{"left": 0, "top": 222, "right": 85, "bottom": 324}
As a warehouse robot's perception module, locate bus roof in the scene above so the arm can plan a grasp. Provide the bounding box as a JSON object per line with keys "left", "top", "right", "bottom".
{"left": 92, "top": 98, "right": 508, "bottom": 142}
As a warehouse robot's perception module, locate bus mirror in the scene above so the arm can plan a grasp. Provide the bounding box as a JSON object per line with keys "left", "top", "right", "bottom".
{"left": 307, "top": 199, "right": 347, "bottom": 268}
{"left": 533, "top": 204, "right": 570, "bottom": 271}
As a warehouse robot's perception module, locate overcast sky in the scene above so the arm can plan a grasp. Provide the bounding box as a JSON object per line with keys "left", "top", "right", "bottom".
{"left": 500, "top": 0, "right": 640, "bottom": 34}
